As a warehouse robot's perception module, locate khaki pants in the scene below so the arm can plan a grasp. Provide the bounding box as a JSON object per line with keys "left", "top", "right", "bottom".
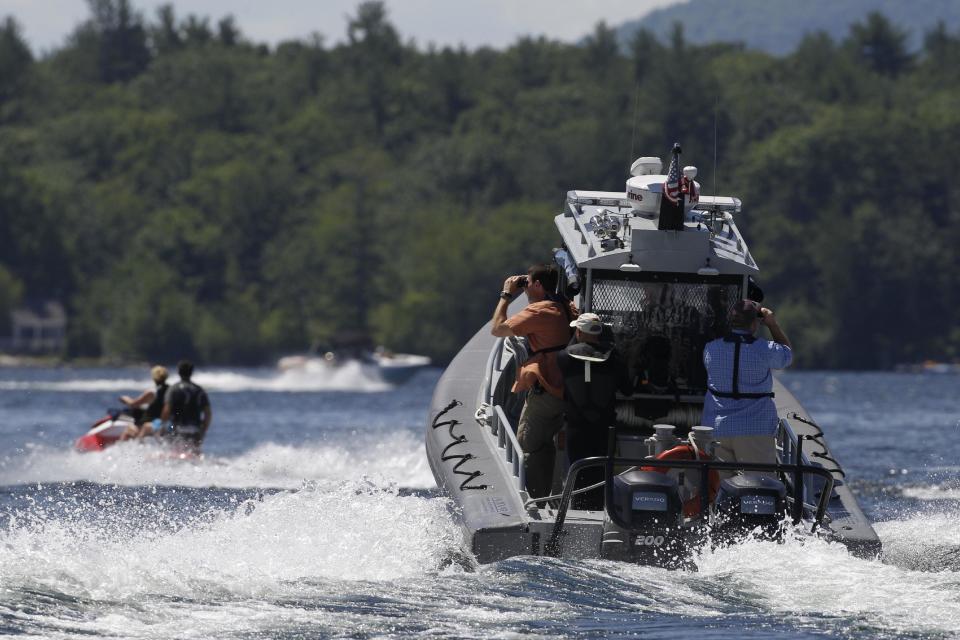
{"left": 714, "top": 435, "right": 777, "bottom": 479}
{"left": 516, "top": 390, "right": 565, "bottom": 498}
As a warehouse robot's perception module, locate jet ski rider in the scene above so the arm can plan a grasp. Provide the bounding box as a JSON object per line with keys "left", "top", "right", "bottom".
{"left": 118, "top": 365, "right": 169, "bottom": 441}
{"left": 159, "top": 359, "right": 213, "bottom": 453}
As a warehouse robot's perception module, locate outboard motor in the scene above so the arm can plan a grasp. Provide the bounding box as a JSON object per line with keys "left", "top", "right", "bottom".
{"left": 601, "top": 469, "right": 687, "bottom": 567}
{"left": 712, "top": 474, "right": 787, "bottom": 544}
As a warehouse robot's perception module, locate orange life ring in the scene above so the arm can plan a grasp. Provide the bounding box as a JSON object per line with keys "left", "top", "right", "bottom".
{"left": 641, "top": 444, "right": 721, "bottom": 517}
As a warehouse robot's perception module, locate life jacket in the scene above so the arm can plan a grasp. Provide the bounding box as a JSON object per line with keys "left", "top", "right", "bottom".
{"left": 707, "top": 333, "right": 775, "bottom": 400}
{"left": 168, "top": 381, "right": 208, "bottom": 429}
{"left": 144, "top": 382, "right": 168, "bottom": 421}
{"left": 557, "top": 347, "right": 623, "bottom": 425}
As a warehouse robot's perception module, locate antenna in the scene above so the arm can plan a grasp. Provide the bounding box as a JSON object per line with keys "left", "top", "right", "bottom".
{"left": 713, "top": 96, "right": 719, "bottom": 197}
{"left": 629, "top": 82, "right": 641, "bottom": 178}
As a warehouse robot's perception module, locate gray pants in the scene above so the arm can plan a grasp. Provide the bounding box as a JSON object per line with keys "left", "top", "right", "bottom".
{"left": 714, "top": 435, "right": 777, "bottom": 478}
{"left": 516, "top": 390, "right": 566, "bottom": 498}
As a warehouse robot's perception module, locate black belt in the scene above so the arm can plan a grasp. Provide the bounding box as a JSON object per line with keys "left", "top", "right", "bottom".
{"left": 709, "top": 387, "right": 774, "bottom": 399}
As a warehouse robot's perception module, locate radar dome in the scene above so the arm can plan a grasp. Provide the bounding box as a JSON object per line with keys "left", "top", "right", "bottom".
{"left": 630, "top": 157, "right": 662, "bottom": 176}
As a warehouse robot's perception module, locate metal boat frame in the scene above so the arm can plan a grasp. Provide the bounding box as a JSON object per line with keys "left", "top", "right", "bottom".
{"left": 426, "top": 151, "right": 882, "bottom": 565}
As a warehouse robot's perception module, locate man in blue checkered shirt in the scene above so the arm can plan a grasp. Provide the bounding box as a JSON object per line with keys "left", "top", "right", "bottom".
{"left": 702, "top": 299, "right": 793, "bottom": 469}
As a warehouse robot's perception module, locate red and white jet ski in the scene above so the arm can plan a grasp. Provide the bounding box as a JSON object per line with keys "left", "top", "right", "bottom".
{"left": 74, "top": 410, "right": 135, "bottom": 452}
{"left": 75, "top": 411, "right": 204, "bottom": 461}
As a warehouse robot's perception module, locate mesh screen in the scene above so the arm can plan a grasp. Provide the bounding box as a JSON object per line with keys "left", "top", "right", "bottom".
{"left": 591, "top": 274, "right": 742, "bottom": 394}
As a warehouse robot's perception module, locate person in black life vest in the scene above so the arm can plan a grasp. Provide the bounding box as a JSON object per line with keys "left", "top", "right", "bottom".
{"left": 556, "top": 313, "right": 633, "bottom": 510}
{"left": 702, "top": 299, "right": 792, "bottom": 475}
{"left": 159, "top": 360, "right": 212, "bottom": 453}
{"left": 119, "top": 365, "right": 169, "bottom": 441}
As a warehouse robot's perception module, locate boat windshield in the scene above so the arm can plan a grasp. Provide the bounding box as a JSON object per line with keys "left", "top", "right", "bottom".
{"left": 590, "top": 272, "right": 742, "bottom": 396}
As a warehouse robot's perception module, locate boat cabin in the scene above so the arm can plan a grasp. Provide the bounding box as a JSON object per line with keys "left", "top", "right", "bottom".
{"left": 497, "top": 156, "right": 761, "bottom": 439}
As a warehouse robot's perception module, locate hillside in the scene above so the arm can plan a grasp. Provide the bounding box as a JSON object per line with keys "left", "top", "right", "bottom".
{"left": 1, "top": 1, "right": 960, "bottom": 368}
{"left": 616, "top": 0, "right": 960, "bottom": 55}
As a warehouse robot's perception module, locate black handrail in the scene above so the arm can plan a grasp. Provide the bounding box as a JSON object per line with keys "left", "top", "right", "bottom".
{"left": 543, "top": 457, "right": 603, "bottom": 557}
{"left": 792, "top": 435, "right": 804, "bottom": 523}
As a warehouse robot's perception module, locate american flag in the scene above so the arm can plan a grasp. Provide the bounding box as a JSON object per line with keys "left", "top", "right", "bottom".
{"left": 658, "top": 143, "right": 685, "bottom": 231}
{"left": 663, "top": 152, "right": 681, "bottom": 204}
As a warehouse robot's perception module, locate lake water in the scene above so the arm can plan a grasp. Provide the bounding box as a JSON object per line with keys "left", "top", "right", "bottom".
{"left": 0, "top": 366, "right": 957, "bottom": 639}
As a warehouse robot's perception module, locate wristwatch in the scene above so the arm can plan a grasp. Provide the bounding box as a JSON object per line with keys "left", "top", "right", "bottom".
{"left": 499, "top": 291, "right": 513, "bottom": 301}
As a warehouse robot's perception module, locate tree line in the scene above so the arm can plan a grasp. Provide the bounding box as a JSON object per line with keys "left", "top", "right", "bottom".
{"left": 0, "top": 1, "right": 957, "bottom": 369}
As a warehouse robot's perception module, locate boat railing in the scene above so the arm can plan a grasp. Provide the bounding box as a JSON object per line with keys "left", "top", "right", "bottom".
{"left": 490, "top": 404, "right": 526, "bottom": 491}
{"left": 479, "top": 337, "right": 527, "bottom": 491}
{"left": 778, "top": 416, "right": 841, "bottom": 513}
{"left": 482, "top": 336, "right": 515, "bottom": 400}
{"left": 481, "top": 338, "right": 501, "bottom": 401}
{"left": 778, "top": 419, "right": 806, "bottom": 467}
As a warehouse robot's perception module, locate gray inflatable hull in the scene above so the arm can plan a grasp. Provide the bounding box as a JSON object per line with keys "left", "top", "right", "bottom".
{"left": 426, "top": 315, "right": 881, "bottom": 564}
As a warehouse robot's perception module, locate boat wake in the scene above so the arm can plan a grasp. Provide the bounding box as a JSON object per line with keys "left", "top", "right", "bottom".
{"left": 0, "top": 481, "right": 957, "bottom": 638}
{"left": 0, "top": 481, "right": 460, "bottom": 584}
{"left": 519, "top": 518, "right": 960, "bottom": 636}
{"left": 901, "top": 481, "right": 960, "bottom": 501}
{"left": 875, "top": 508, "right": 960, "bottom": 572}
{"left": 199, "top": 364, "right": 393, "bottom": 392}
{"left": 668, "top": 527, "right": 959, "bottom": 635}
{"left": 0, "top": 430, "right": 435, "bottom": 489}
{"left": 0, "top": 362, "right": 392, "bottom": 393}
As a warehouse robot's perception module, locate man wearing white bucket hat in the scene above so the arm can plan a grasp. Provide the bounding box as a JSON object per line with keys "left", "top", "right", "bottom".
{"left": 557, "top": 313, "right": 633, "bottom": 509}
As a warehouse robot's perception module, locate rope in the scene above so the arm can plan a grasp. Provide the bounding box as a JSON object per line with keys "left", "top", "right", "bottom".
{"left": 687, "top": 432, "right": 702, "bottom": 459}
{"left": 787, "top": 416, "right": 846, "bottom": 478}
{"left": 809, "top": 450, "right": 846, "bottom": 478}
{"left": 788, "top": 412, "right": 825, "bottom": 439}
{"left": 474, "top": 402, "right": 492, "bottom": 426}
{"left": 431, "top": 399, "right": 487, "bottom": 490}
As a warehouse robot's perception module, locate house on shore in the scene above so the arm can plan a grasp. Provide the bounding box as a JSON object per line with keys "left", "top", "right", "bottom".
{"left": 0, "top": 300, "right": 67, "bottom": 354}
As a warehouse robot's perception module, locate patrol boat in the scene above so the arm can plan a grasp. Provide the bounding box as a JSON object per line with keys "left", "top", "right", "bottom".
{"left": 425, "top": 145, "right": 882, "bottom": 567}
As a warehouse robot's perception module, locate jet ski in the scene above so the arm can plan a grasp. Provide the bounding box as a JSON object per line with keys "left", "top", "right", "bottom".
{"left": 75, "top": 411, "right": 203, "bottom": 460}
{"left": 74, "top": 409, "right": 135, "bottom": 452}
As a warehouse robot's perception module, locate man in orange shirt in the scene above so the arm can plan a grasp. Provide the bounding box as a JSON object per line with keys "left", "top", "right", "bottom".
{"left": 492, "top": 264, "right": 578, "bottom": 498}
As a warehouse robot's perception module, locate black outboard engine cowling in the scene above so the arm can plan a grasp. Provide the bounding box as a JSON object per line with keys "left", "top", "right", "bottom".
{"left": 713, "top": 474, "right": 787, "bottom": 544}
{"left": 601, "top": 469, "right": 688, "bottom": 566}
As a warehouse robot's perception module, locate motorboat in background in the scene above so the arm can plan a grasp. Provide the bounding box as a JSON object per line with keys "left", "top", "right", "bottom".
{"left": 893, "top": 360, "right": 960, "bottom": 374}
{"left": 277, "top": 346, "right": 431, "bottom": 385}
{"left": 425, "top": 145, "right": 882, "bottom": 567}
{"left": 368, "top": 349, "right": 433, "bottom": 385}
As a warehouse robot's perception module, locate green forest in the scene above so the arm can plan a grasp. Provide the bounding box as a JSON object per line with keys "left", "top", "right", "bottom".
{"left": 1, "top": 1, "right": 958, "bottom": 369}
{"left": 624, "top": 0, "right": 960, "bottom": 56}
